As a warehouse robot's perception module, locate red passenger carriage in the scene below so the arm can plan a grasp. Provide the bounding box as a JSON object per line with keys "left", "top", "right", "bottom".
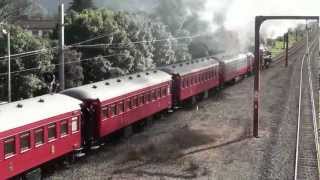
{"left": 216, "top": 54, "right": 254, "bottom": 84}
{"left": 160, "top": 58, "right": 220, "bottom": 106}
{"left": 0, "top": 94, "right": 82, "bottom": 179}
{"left": 62, "top": 70, "right": 172, "bottom": 147}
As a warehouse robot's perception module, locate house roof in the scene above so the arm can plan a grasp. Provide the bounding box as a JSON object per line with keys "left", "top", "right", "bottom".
{"left": 16, "top": 18, "right": 57, "bottom": 30}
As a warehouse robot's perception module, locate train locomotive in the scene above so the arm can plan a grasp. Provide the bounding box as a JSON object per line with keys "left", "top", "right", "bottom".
{"left": 0, "top": 53, "right": 255, "bottom": 180}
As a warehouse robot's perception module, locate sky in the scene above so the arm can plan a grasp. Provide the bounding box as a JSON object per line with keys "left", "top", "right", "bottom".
{"left": 40, "top": 0, "right": 320, "bottom": 38}
{"left": 200, "top": 0, "right": 320, "bottom": 38}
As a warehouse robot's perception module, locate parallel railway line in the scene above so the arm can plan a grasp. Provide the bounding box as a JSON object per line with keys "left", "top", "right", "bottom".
{"left": 294, "top": 38, "right": 320, "bottom": 180}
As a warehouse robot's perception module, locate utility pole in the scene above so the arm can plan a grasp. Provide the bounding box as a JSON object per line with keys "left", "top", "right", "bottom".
{"left": 285, "top": 32, "right": 289, "bottom": 67}
{"left": 7, "top": 31, "right": 10, "bottom": 102}
{"left": 58, "top": 0, "right": 65, "bottom": 90}
{"left": 1, "top": 28, "right": 11, "bottom": 102}
{"left": 306, "top": 22, "right": 309, "bottom": 56}
{"left": 283, "top": 34, "right": 286, "bottom": 49}
{"left": 318, "top": 20, "right": 320, "bottom": 56}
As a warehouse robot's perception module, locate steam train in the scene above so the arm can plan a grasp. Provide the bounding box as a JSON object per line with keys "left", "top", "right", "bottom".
{"left": 0, "top": 53, "right": 256, "bottom": 179}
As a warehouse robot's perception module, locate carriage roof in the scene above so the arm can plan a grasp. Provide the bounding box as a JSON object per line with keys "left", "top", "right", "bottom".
{"left": 0, "top": 94, "right": 82, "bottom": 133}
{"left": 159, "top": 57, "right": 220, "bottom": 76}
{"left": 61, "top": 70, "right": 172, "bottom": 102}
{"left": 214, "top": 53, "right": 249, "bottom": 64}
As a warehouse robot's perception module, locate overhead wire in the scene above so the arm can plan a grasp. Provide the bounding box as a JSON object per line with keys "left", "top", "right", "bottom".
{"left": 70, "top": 34, "right": 206, "bottom": 49}
{"left": 0, "top": 33, "right": 208, "bottom": 76}
{"left": 0, "top": 53, "right": 125, "bottom": 76}
{"left": 0, "top": 33, "right": 205, "bottom": 63}
{"left": 0, "top": 33, "right": 112, "bottom": 61}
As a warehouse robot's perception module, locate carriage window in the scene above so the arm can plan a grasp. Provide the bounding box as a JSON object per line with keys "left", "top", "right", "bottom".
{"left": 48, "top": 123, "right": 57, "bottom": 140}
{"left": 147, "top": 92, "right": 151, "bottom": 102}
{"left": 157, "top": 89, "right": 161, "bottom": 98}
{"left": 71, "top": 117, "right": 79, "bottom": 133}
{"left": 128, "top": 100, "right": 132, "bottom": 109}
{"left": 4, "top": 137, "right": 15, "bottom": 157}
{"left": 111, "top": 105, "right": 117, "bottom": 116}
{"left": 20, "top": 132, "right": 31, "bottom": 152}
{"left": 162, "top": 87, "right": 167, "bottom": 96}
{"left": 134, "top": 97, "right": 139, "bottom": 106}
{"left": 144, "top": 94, "right": 148, "bottom": 103}
{"left": 102, "top": 107, "right": 109, "bottom": 118}
{"left": 152, "top": 91, "right": 156, "bottom": 100}
{"left": 139, "top": 95, "right": 144, "bottom": 104}
{"left": 60, "top": 120, "right": 68, "bottom": 136}
{"left": 35, "top": 128, "right": 44, "bottom": 146}
{"left": 130, "top": 98, "right": 135, "bottom": 107}
{"left": 119, "top": 102, "right": 124, "bottom": 113}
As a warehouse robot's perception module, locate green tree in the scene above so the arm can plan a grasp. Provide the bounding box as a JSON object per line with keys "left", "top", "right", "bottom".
{"left": 65, "top": 9, "right": 177, "bottom": 83}
{"left": 65, "top": 9, "right": 131, "bottom": 83}
{"left": 0, "top": 25, "right": 54, "bottom": 101}
{"left": 0, "top": 0, "right": 31, "bottom": 22}
{"left": 69, "top": 0, "right": 95, "bottom": 13}
{"left": 64, "top": 50, "right": 84, "bottom": 88}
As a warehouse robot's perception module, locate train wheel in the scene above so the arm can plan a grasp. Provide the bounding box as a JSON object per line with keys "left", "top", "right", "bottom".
{"left": 203, "top": 90, "right": 209, "bottom": 99}
{"left": 20, "top": 168, "right": 42, "bottom": 180}
{"left": 183, "top": 97, "right": 194, "bottom": 108}
{"left": 133, "top": 121, "right": 144, "bottom": 133}
{"left": 124, "top": 125, "right": 133, "bottom": 138}
{"left": 145, "top": 116, "right": 154, "bottom": 127}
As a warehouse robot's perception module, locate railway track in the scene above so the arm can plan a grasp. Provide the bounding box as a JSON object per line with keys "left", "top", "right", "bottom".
{"left": 272, "top": 41, "right": 305, "bottom": 65}
{"left": 294, "top": 38, "right": 320, "bottom": 180}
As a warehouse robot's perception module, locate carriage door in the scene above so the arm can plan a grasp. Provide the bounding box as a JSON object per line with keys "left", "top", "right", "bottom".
{"left": 247, "top": 55, "right": 251, "bottom": 73}
{"left": 81, "top": 102, "right": 98, "bottom": 146}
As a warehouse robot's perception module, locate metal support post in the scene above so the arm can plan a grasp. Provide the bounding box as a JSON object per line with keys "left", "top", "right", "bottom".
{"left": 285, "top": 33, "right": 289, "bottom": 67}
{"left": 7, "top": 32, "right": 11, "bottom": 102}
{"left": 253, "top": 16, "right": 262, "bottom": 138}
{"left": 58, "top": 1, "right": 65, "bottom": 90}
{"left": 253, "top": 16, "right": 319, "bottom": 138}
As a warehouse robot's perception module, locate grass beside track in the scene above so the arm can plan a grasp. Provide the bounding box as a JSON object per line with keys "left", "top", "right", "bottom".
{"left": 270, "top": 34, "right": 302, "bottom": 58}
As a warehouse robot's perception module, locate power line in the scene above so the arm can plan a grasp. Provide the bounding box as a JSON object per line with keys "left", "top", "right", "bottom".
{"left": 0, "top": 48, "right": 49, "bottom": 60}
{"left": 0, "top": 48, "right": 58, "bottom": 63}
{"left": 70, "top": 34, "right": 206, "bottom": 49}
{"left": 0, "top": 33, "right": 205, "bottom": 64}
{"left": 0, "top": 53, "right": 126, "bottom": 76}
{"left": 0, "top": 33, "right": 112, "bottom": 61}
{"left": 68, "top": 33, "right": 112, "bottom": 46}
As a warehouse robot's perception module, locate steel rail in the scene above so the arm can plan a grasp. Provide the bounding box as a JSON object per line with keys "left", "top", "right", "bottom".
{"left": 306, "top": 41, "right": 320, "bottom": 179}
{"left": 294, "top": 37, "right": 318, "bottom": 180}
{"left": 294, "top": 46, "right": 306, "bottom": 180}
